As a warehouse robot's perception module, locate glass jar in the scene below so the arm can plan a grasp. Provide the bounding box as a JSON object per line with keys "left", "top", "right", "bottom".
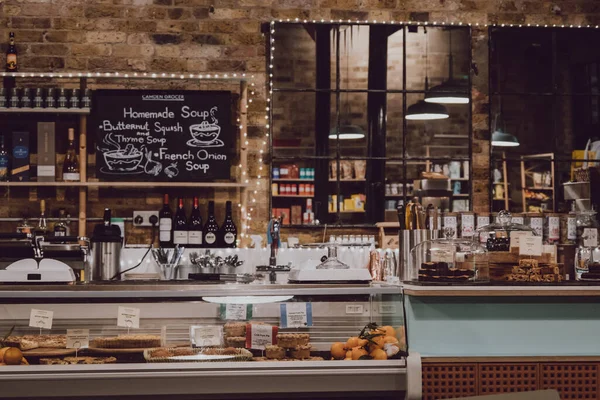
{"left": 476, "top": 210, "right": 536, "bottom": 252}
{"left": 410, "top": 227, "right": 489, "bottom": 283}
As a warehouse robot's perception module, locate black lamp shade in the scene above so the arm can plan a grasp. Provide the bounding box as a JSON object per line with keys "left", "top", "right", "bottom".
{"left": 491, "top": 130, "right": 519, "bottom": 147}
{"left": 328, "top": 124, "right": 366, "bottom": 140}
{"left": 425, "top": 80, "right": 470, "bottom": 104}
{"left": 405, "top": 100, "right": 449, "bottom": 120}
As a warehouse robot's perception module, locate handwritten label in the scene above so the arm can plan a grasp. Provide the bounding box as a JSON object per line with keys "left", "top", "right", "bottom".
{"left": 430, "top": 243, "right": 455, "bottom": 264}
{"left": 29, "top": 309, "right": 53, "bottom": 329}
{"left": 190, "top": 325, "right": 223, "bottom": 347}
{"left": 220, "top": 304, "right": 251, "bottom": 321}
{"left": 583, "top": 228, "right": 599, "bottom": 247}
{"left": 92, "top": 90, "right": 232, "bottom": 182}
{"left": 520, "top": 236, "right": 543, "bottom": 256}
{"left": 280, "top": 303, "right": 313, "bottom": 328}
{"left": 117, "top": 306, "right": 140, "bottom": 329}
{"left": 66, "top": 329, "right": 89, "bottom": 349}
{"left": 249, "top": 324, "right": 273, "bottom": 350}
{"left": 345, "top": 304, "right": 364, "bottom": 315}
{"left": 461, "top": 214, "right": 475, "bottom": 237}
{"left": 509, "top": 231, "right": 533, "bottom": 249}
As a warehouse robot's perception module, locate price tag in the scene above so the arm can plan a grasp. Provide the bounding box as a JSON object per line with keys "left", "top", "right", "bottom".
{"left": 509, "top": 231, "right": 532, "bottom": 249}
{"left": 66, "top": 329, "right": 89, "bottom": 349}
{"left": 280, "top": 303, "right": 312, "bottom": 328}
{"left": 117, "top": 306, "right": 140, "bottom": 329}
{"left": 29, "top": 309, "right": 53, "bottom": 329}
{"left": 220, "top": 304, "right": 251, "bottom": 321}
{"left": 379, "top": 304, "right": 397, "bottom": 314}
{"left": 520, "top": 236, "right": 543, "bottom": 256}
{"left": 583, "top": 228, "right": 599, "bottom": 247}
{"left": 248, "top": 324, "right": 274, "bottom": 350}
{"left": 345, "top": 304, "right": 364, "bottom": 315}
{"left": 430, "top": 243, "right": 454, "bottom": 264}
{"left": 190, "top": 326, "right": 223, "bottom": 347}
{"left": 461, "top": 214, "right": 475, "bottom": 237}
{"left": 477, "top": 216, "right": 490, "bottom": 229}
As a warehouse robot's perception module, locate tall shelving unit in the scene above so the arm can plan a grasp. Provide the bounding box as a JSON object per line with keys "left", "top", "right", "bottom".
{"left": 0, "top": 71, "right": 253, "bottom": 239}
{"left": 520, "top": 153, "right": 555, "bottom": 212}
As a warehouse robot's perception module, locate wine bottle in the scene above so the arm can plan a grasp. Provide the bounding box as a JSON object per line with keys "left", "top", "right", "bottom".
{"left": 5, "top": 32, "right": 17, "bottom": 72}
{"left": 62, "top": 128, "right": 80, "bottom": 182}
{"left": 53, "top": 209, "right": 68, "bottom": 237}
{"left": 220, "top": 201, "right": 237, "bottom": 248}
{"left": 188, "top": 196, "right": 203, "bottom": 248}
{"left": 173, "top": 197, "right": 188, "bottom": 245}
{"left": 203, "top": 201, "right": 219, "bottom": 248}
{"left": 0, "top": 135, "right": 9, "bottom": 182}
{"left": 35, "top": 199, "right": 48, "bottom": 236}
{"left": 159, "top": 194, "right": 173, "bottom": 247}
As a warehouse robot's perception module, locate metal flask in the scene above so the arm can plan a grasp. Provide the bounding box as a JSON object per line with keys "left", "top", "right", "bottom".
{"left": 89, "top": 209, "right": 123, "bottom": 281}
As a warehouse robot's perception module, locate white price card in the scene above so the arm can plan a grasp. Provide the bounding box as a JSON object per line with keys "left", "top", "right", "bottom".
{"left": 117, "top": 306, "right": 140, "bottom": 329}
{"left": 509, "top": 231, "right": 532, "bottom": 249}
{"left": 519, "top": 236, "right": 543, "bottom": 256}
{"left": 221, "top": 304, "right": 249, "bottom": 321}
{"left": 345, "top": 304, "right": 364, "bottom": 315}
{"left": 249, "top": 324, "right": 273, "bottom": 350}
{"left": 29, "top": 309, "right": 53, "bottom": 329}
{"left": 190, "top": 325, "right": 223, "bottom": 348}
{"left": 583, "top": 228, "right": 599, "bottom": 247}
{"left": 66, "top": 329, "right": 89, "bottom": 349}
{"left": 280, "top": 303, "right": 313, "bottom": 328}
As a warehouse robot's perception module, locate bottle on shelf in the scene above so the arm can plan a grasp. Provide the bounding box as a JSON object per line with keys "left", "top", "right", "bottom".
{"left": 203, "top": 201, "right": 219, "bottom": 248}
{"left": 53, "top": 209, "right": 68, "bottom": 237}
{"left": 220, "top": 201, "right": 237, "bottom": 248}
{"left": 5, "top": 32, "right": 17, "bottom": 72}
{"left": 0, "top": 135, "right": 9, "bottom": 182}
{"left": 62, "top": 128, "right": 80, "bottom": 182}
{"left": 35, "top": 199, "right": 48, "bottom": 236}
{"left": 188, "top": 196, "right": 203, "bottom": 248}
{"left": 303, "top": 198, "right": 314, "bottom": 225}
{"left": 173, "top": 197, "right": 188, "bottom": 246}
{"left": 159, "top": 194, "right": 173, "bottom": 247}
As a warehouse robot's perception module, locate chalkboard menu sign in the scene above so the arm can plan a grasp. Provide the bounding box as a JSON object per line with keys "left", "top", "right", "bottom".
{"left": 92, "top": 90, "right": 232, "bottom": 182}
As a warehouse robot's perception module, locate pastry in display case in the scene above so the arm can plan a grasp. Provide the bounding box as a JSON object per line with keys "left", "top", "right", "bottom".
{"left": 476, "top": 210, "right": 564, "bottom": 282}
{"left": 0, "top": 284, "right": 411, "bottom": 399}
{"left": 409, "top": 227, "right": 489, "bottom": 283}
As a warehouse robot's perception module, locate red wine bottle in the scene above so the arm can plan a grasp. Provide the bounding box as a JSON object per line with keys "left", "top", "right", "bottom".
{"left": 159, "top": 194, "right": 173, "bottom": 247}
{"left": 173, "top": 197, "right": 188, "bottom": 246}
{"left": 220, "top": 201, "right": 237, "bottom": 248}
{"left": 203, "top": 201, "right": 219, "bottom": 248}
{"left": 188, "top": 196, "right": 203, "bottom": 248}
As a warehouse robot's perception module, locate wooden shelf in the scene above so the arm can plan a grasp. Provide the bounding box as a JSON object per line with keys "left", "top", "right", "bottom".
{"left": 525, "top": 187, "right": 554, "bottom": 191}
{"left": 452, "top": 194, "right": 470, "bottom": 197}
{"left": 0, "top": 181, "right": 248, "bottom": 188}
{"left": 385, "top": 194, "right": 405, "bottom": 198}
{"left": 272, "top": 195, "right": 312, "bottom": 198}
{"left": 331, "top": 210, "right": 366, "bottom": 214}
{"left": 329, "top": 179, "right": 366, "bottom": 182}
{"left": 0, "top": 107, "right": 90, "bottom": 115}
{"left": 273, "top": 179, "right": 314, "bottom": 182}
{"left": 451, "top": 177, "right": 469, "bottom": 181}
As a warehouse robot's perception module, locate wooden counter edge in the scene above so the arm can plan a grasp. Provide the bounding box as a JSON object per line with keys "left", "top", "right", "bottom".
{"left": 403, "top": 286, "right": 600, "bottom": 297}
{"left": 422, "top": 356, "right": 600, "bottom": 363}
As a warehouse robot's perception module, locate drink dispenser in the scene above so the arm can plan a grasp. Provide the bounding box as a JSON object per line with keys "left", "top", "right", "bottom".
{"left": 89, "top": 208, "right": 123, "bottom": 281}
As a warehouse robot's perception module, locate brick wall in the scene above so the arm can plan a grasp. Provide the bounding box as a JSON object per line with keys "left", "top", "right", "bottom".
{"left": 0, "top": 0, "right": 597, "bottom": 242}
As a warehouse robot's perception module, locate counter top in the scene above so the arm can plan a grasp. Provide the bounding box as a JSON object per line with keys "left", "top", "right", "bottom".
{"left": 0, "top": 282, "right": 401, "bottom": 299}
{"left": 403, "top": 283, "right": 600, "bottom": 297}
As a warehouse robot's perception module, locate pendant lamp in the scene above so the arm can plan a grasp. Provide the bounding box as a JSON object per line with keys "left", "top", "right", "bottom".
{"left": 330, "top": 26, "right": 367, "bottom": 140}
{"left": 425, "top": 29, "right": 470, "bottom": 105}
{"left": 491, "top": 114, "right": 519, "bottom": 147}
{"left": 405, "top": 27, "right": 450, "bottom": 121}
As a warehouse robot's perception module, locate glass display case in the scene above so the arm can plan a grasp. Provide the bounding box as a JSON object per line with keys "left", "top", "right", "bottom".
{"left": 409, "top": 228, "right": 489, "bottom": 283}
{"left": 0, "top": 283, "right": 418, "bottom": 400}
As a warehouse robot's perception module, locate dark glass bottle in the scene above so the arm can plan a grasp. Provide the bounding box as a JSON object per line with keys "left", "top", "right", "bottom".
{"left": 53, "top": 209, "right": 68, "bottom": 237}
{"left": 188, "top": 196, "right": 203, "bottom": 248}
{"left": 220, "top": 201, "right": 237, "bottom": 248}
{"left": 0, "top": 135, "right": 9, "bottom": 182}
{"left": 6, "top": 32, "right": 17, "bottom": 72}
{"left": 203, "top": 201, "right": 219, "bottom": 248}
{"left": 173, "top": 197, "right": 188, "bottom": 246}
{"left": 159, "top": 194, "right": 173, "bottom": 247}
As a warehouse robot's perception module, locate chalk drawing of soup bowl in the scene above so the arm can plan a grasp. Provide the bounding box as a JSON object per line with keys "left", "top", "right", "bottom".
{"left": 189, "top": 121, "right": 221, "bottom": 144}
{"left": 104, "top": 149, "right": 144, "bottom": 171}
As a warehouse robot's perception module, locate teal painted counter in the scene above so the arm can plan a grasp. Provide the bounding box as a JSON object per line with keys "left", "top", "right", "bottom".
{"left": 403, "top": 284, "right": 600, "bottom": 357}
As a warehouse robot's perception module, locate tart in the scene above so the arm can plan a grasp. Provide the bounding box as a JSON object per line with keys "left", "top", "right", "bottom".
{"left": 225, "top": 336, "right": 246, "bottom": 348}
{"left": 276, "top": 333, "right": 310, "bottom": 348}
{"left": 92, "top": 334, "right": 161, "bottom": 349}
{"left": 289, "top": 344, "right": 312, "bottom": 360}
{"left": 40, "top": 356, "right": 117, "bottom": 365}
{"left": 224, "top": 322, "right": 246, "bottom": 338}
{"left": 265, "top": 345, "right": 286, "bottom": 360}
{"left": 5, "top": 335, "right": 66, "bottom": 351}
